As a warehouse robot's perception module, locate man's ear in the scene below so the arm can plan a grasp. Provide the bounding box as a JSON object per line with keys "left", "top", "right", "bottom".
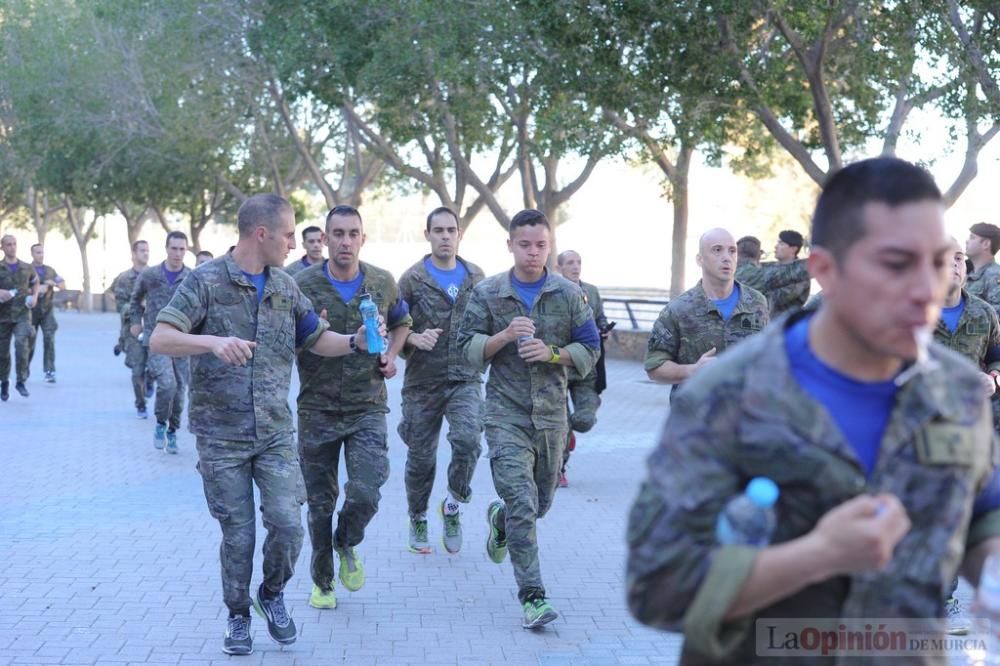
{"left": 808, "top": 247, "right": 836, "bottom": 297}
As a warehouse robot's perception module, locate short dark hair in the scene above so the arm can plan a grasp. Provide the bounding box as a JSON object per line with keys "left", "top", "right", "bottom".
{"left": 196, "top": 250, "right": 214, "bottom": 259}
{"left": 131, "top": 240, "right": 148, "bottom": 252}
{"left": 426, "top": 206, "right": 458, "bottom": 231}
{"left": 778, "top": 230, "right": 804, "bottom": 249}
{"left": 737, "top": 236, "right": 762, "bottom": 261}
{"left": 237, "top": 193, "right": 293, "bottom": 237}
{"left": 325, "top": 205, "right": 362, "bottom": 231}
{"left": 30, "top": 243, "right": 41, "bottom": 252}
{"left": 812, "top": 157, "right": 941, "bottom": 260}
{"left": 509, "top": 209, "right": 549, "bottom": 235}
{"left": 302, "top": 225, "right": 323, "bottom": 241}
{"left": 165, "top": 230, "right": 188, "bottom": 247}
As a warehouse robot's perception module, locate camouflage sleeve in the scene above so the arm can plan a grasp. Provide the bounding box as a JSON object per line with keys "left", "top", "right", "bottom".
{"left": 384, "top": 278, "right": 413, "bottom": 331}
{"left": 626, "top": 381, "right": 758, "bottom": 658}
{"left": 966, "top": 403, "right": 1000, "bottom": 549}
{"left": 758, "top": 261, "right": 809, "bottom": 291}
{"left": 644, "top": 305, "right": 680, "bottom": 372}
{"left": 591, "top": 289, "right": 609, "bottom": 330}
{"left": 987, "top": 308, "right": 1000, "bottom": 375}
{"left": 291, "top": 284, "right": 328, "bottom": 352}
{"left": 987, "top": 280, "right": 1000, "bottom": 320}
{"left": 156, "top": 272, "right": 207, "bottom": 334}
{"left": 565, "top": 289, "right": 600, "bottom": 377}
{"left": 128, "top": 272, "right": 147, "bottom": 327}
{"left": 457, "top": 285, "right": 492, "bottom": 372}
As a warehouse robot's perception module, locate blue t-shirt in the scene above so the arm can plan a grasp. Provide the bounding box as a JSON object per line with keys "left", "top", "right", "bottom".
{"left": 711, "top": 285, "right": 741, "bottom": 322}
{"left": 511, "top": 272, "right": 547, "bottom": 311}
{"left": 163, "top": 265, "right": 184, "bottom": 286}
{"left": 325, "top": 265, "right": 365, "bottom": 303}
{"left": 5, "top": 262, "right": 19, "bottom": 274}
{"left": 785, "top": 314, "right": 898, "bottom": 476}
{"left": 424, "top": 257, "right": 467, "bottom": 302}
{"left": 241, "top": 271, "right": 266, "bottom": 304}
{"left": 941, "top": 297, "right": 966, "bottom": 334}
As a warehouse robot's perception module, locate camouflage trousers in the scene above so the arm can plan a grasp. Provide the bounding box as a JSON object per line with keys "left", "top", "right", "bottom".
{"left": 298, "top": 410, "right": 389, "bottom": 589}
{"left": 398, "top": 381, "right": 483, "bottom": 519}
{"left": 0, "top": 317, "right": 32, "bottom": 384}
{"left": 122, "top": 328, "right": 147, "bottom": 410}
{"left": 147, "top": 352, "right": 188, "bottom": 430}
{"left": 568, "top": 372, "right": 601, "bottom": 433}
{"left": 195, "top": 432, "right": 305, "bottom": 614}
{"left": 486, "top": 422, "right": 566, "bottom": 603}
{"left": 28, "top": 308, "right": 57, "bottom": 375}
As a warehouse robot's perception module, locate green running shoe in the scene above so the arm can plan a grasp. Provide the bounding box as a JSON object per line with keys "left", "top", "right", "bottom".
{"left": 485, "top": 500, "right": 507, "bottom": 563}
{"left": 522, "top": 597, "right": 558, "bottom": 629}
{"left": 440, "top": 499, "right": 462, "bottom": 554}
{"left": 336, "top": 546, "right": 365, "bottom": 591}
{"left": 409, "top": 518, "right": 431, "bottom": 554}
{"left": 309, "top": 584, "right": 337, "bottom": 609}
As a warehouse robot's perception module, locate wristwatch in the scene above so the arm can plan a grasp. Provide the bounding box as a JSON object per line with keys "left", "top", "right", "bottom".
{"left": 547, "top": 345, "right": 561, "bottom": 364}
{"left": 349, "top": 334, "right": 364, "bottom": 354}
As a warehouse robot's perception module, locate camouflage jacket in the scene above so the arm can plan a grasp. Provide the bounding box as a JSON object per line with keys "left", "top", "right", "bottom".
{"left": 30, "top": 264, "right": 60, "bottom": 314}
{"left": 458, "top": 269, "right": 600, "bottom": 430}
{"left": 627, "top": 314, "right": 1000, "bottom": 664}
{"left": 627, "top": 311, "right": 999, "bottom": 665}
{"left": 398, "top": 255, "right": 485, "bottom": 388}
{"left": 0, "top": 259, "right": 38, "bottom": 324}
{"left": 578, "top": 281, "right": 608, "bottom": 330}
{"left": 933, "top": 290, "right": 1000, "bottom": 373}
{"left": 112, "top": 267, "right": 142, "bottom": 317}
{"left": 645, "top": 281, "right": 768, "bottom": 397}
{"left": 294, "top": 260, "right": 412, "bottom": 415}
{"left": 130, "top": 262, "right": 192, "bottom": 344}
{"left": 283, "top": 255, "right": 318, "bottom": 276}
{"left": 156, "top": 252, "right": 328, "bottom": 441}
{"left": 967, "top": 260, "right": 1000, "bottom": 316}
{"left": 736, "top": 259, "right": 810, "bottom": 316}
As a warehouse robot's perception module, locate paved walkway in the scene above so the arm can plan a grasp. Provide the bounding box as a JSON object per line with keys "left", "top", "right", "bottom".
{"left": 0, "top": 313, "right": 683, "bottom": 665}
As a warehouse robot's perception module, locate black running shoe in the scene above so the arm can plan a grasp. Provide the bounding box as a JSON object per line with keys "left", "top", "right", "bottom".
{"left": 252, "top": 584, "right": 297, "bottom": 645}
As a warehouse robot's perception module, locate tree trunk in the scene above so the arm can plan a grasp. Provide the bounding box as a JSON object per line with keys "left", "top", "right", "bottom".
{"left": 64, "top": 200, "right": 95, "bottom": 312}
{"left": 669, "top": 144, "right": 694, "bottom": 298}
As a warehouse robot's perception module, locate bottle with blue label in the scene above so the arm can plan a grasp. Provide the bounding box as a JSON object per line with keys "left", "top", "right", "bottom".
{"left": 359, "top": 294, "right": 387, "bottom": 355}
{"left": 715, "top": 477, "right": 779, "bottom": 547}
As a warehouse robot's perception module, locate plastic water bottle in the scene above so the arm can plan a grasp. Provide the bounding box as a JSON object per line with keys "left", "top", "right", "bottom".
{"left": 359, "top": 295, "right": 386, "bottom": 355}
{"left": 25, "top": 295, "right": 33, "bottom": 307}
{"left": 715, "top": 477, "right": 779, "bottom": 546}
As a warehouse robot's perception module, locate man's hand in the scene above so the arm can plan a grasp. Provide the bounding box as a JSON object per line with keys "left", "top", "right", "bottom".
{"left": 211, "top": 336, "right": 256, "bottom": 366}
{"left": 408, "top": 328, "right": 442, "bottom": 351}
{"left": 0, "top": 289, "right": 13, "bottom": 303}
{"left": 379, "top": 354, "right": 398, "bottom": 378}
{"left": 981, "top": 372, "right": 996, "bottom": 397}
{"left": 130, "top": 324, "right": 142, "bottom": 337}
{"left": 503, "top": 316, "right": 536, "bottom": 345}
{"left": 354, "top": 315, "right": 388, "bottom": 352}
{"left": 807, "top": 493, "right": 911, "bottom": 576}
{"left": 37, "top": 284, "right": 50, "bottom": 295}
{"left": 693, "top": 347, "right": 717, "bottom": 371}
{"left": 518, "top": 337, "right": 553, "bottom": 363}
{"left": 25, "top": 295, "right": 35, "bottom": 309}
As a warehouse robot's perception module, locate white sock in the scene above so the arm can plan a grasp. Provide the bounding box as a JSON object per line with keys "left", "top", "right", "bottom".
{"left": 443, "top": 491, "right": 461, "bottom": 515}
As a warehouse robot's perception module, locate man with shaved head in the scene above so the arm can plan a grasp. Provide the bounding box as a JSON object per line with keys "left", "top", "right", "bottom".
{"left": 644, "top": 227, "right": 769, "bottom": 401}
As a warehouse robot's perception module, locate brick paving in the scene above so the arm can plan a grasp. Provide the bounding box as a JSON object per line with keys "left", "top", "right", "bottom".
{"left": 0, "top": 312, "right": 683, "bottom": 665}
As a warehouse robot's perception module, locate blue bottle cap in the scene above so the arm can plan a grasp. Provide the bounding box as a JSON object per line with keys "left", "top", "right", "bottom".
{"left": 746, "top": 477, "right": 779, "bottom": 508}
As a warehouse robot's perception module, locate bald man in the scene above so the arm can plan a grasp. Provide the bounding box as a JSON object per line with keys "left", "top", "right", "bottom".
{"left": 645, "top": 228, "right": 769, "bottom": 402}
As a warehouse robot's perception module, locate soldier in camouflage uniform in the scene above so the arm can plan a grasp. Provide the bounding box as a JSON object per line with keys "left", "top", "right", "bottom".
{"left": 397, "top": 206, "right": 485, "bottom": 555}
{"left": 735, "top": 235, "right": 811, "bottom": 315}
{"left": 294, "top": 205, "right": 412, "bottom": 610}
{"left": 933, "top": 237, "right": 1000, "bottom": 633}
{"left": 458, "top": 209, "right": 600, "bottom": 630}
{"left": 966, "top": 222, "right": 1000, "bottom": 314}
{"left": 0, "top": 235, "right": 39, "bottom": 400}
{"left": 130, "top": 231, "right": 192, "bottom": 452}
{"left": 111, "top": 240, "right": 151, "bottom": 418}
{"left": 771, "top": 229, "right": 811, "bottom": 314}
{"left": 151, "top": 194, "right": 375, "bottom": 655}
{"left": 646, "top": 228, "right": 769, "bottom": 402}
{"left": 282, "top": 225, "right": 324, "bottom": 276}
{"left": 627, "top": 158, "right": 1000, "bottom": 666}
{"left": 556, "top": 249, "right": 610, "bottom": 487}
{"left": 26, "top": 243, "right": 64, "bottom": 383}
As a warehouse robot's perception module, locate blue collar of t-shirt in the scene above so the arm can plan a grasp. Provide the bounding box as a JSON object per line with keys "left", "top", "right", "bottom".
{"left": 163, "top": 264, "right": 184, "bottom": 285}
{"left": 511, "top": 271, "right": 547, "bottom": 311}
{"left": 325, "top": 263, "right": 365, "bottom": 303}
{"left": 241, "top": 270, "right": 267, "bottom": 304}
{"left": 710, "top": 284, "right": 741, "bottom": 321}
{"left": 424, "top": 257, "right": 467, "bottom": 302}
{"left": 941, "top": 296, "right": 966, "bottom": 335}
